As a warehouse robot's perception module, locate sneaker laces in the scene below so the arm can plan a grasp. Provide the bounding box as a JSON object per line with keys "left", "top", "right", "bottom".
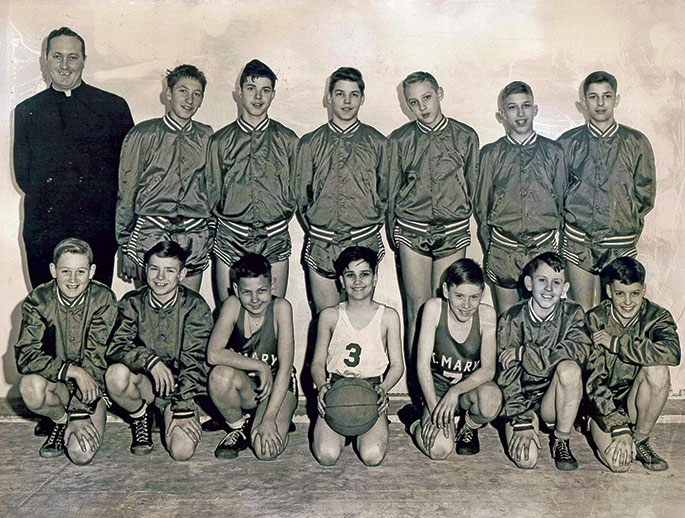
{"left": 554, "top": 439, "right": 574, "bottom": 462}
{"left": 636, "top": 439, "right": 659, "bottom": 461}
{"left": 222, "top": 427, "right": 247, "bottom": 447}
{"left": 133, "top": 412, "right": 151, "bottom": 443}
{"left": 47, "top": 423, "right": 66, "bottom": 447}
{"left": 457, "top": 425, "right": 474, "bottom": 443}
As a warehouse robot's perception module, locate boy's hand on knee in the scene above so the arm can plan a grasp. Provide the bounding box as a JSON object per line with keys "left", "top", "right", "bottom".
{"left": 67, "top": 417, "right": 100, "bottom": 453}
{"left": 592, "top": 329, "right": 612, "bottom": 350}
{"left": 150, "top": 363, "right": 175, "bottom": 397}
{"left": 509, "top": 429, "right": 540, "bottom": 463}
{"left": 432, "top": 386, "right": 460, "bottom": 430}
{"left": 255, "top": 365, "right": 273, "bottom": 402}
{"left": 118, "top": 249, "right": 139, "bottom": 283}
{"left": 420, "top": 412, "right": 441, "bottom": 450}
{"left": 375, "top": 385, "right": 389, "bottom": 415}
{"left": 67, "top": 365, "right": 99, "bottom": 404}
{"left": 168, "top": 417, "right": 201, "bottom": 443}
{"left": 316, "top": 383, "right": 331, "bottom": 417}
{"left": 605, "top": 434, "right": 635, "bottom": 467}
{"left": 251, "top": 420, "right": 282, "bottom": 458}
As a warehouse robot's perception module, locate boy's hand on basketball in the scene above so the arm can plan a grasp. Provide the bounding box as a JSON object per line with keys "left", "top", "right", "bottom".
{"left": 66, "top": 417, "right": 100, "bottom": 453}
{"left": 118, "top": 249, "right": 138, "bottom": 283}
{"left": 375, "top": 385, "right": 389, "bottom": 415}
{"left": 150, "top": 362, "right": 175, "bottom": 397}
{"left": 317, "top": 383, "right": 331, "bottom": 416}
{"left": 420, "top": 412, "right": 441, "bottom": 449}
{"left": 500, "top": 347, "right": 517, "bottom": 369}
{"left": 432, "top": 386, "right": 460, "bottom": 430}
{"left": 255, "top": 365, "right": 273, "bottom": 402}
{"left": 508, "top": 428, "right": 540, "bottom": 463}
{"left": 168, "top": 416, "right": 202, "bottom": 443}
{"left": 605, "top": 434, "right": 635, "bottom": 467}
{"left": 67, "top": 365, "right": 99, "bottom": 404}
{"left": 592, "top": 330, "right": 612, "bottom": 350}
{"left": 251, "top": 420, "right": 282, "bottom": 458}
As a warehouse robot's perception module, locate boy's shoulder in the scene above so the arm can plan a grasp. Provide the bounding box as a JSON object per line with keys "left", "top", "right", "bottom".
{"left": 557, "top": 124, "right": 587, "bottom": 144}
{"left": 192, "top": 120, "right": 214, "bottom": 137}
{"left": 178, "top": 285, "right": 211, "bottom": 311}
{"left": 299, "top": 122, "right": 330, "bottom": 144}
{"left": 357, "top": 121, "right": 387, "bottom": 142}
{"left": 23, "top": 280, "right": 58, "bottom": 310}
{"left": 128, "top": 117, "right": 165, "bottom": 136}
{"left": 268, "top": 119, "right": 299, "bottom": 141}
{"left": 501, "top": 299, "right": 529, "bottom": 322}
{"left": 209, "top": 119, "right": 241, "bottom": 143}
{"left": 617, "top": 123, "right": 651, "bottom": 145}
{"left": 88, "top": 280, "right": 117, "bottom": 303}
{"left": 388, "top": 120, "right": 416, "bottom": 141}
{"left": 559, "top": 297, "right": 586, "bottom": 318}
{"left": 444, "top": 117, "right": 478, "bottom": 139}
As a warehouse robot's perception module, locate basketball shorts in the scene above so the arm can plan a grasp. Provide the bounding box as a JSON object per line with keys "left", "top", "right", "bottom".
{"left": 213, "top": 218, "right": 291, "bottom": 267}
{"left": 304, "top": 224, "right": 385, "bottom": 279}
{"left": 486, "top": 228, "right": 558, "bottom": 289}
{"left": 561, "top": 224, "right": 638, "bottom": 274}
{"left": 394, "top": 217, "right": 470, "bottom": 258}
{"left": 248, "top": 366, "right": 299, "bottom": 398}
{"left": 125, "top": 215, "right": 212, "bottom": 276}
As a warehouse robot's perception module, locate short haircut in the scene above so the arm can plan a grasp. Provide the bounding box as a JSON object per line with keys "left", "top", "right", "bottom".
{"left": 602, "top": 257, "right": 646, "bottom": 285}
{"left": 240, "top": 59, "right": 277, "bottom": 88}
{"left": 232, "top": 253, "right": 272, "bottom": 283}
{"left": 334, "top": 246, "right": 378, "bottom": 277}
{"left": 166, "top": 64, "right": 207, "bottom": 93}
{"left": 443, "top": 258, "right": 484, "bottom": 290}
{"left": 46, "top": 27, "right": 86, "bottom": 59}
{"left": 582, "top": 71, "right": 618, "bottom": 96}
{"left": 53, "top": 237, "right": 93, "bottom": 265}
{"left": 500, "top": 81, "right": 534, "bottom": 104}
{"left": 144, "top": 240, "right": 189, "bottom": 268}
{"left": 328, "top": 67, "right": 365, "bottom": 95}
{"left": 523, "top": 251, "right": 566, "bottom": 280}
{"left": 402, "top": 71, "right": 440, "bottom": 93}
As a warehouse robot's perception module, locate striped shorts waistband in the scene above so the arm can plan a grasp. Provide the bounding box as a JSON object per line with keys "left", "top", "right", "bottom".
{"left": 140, "top": 215, "right": 207, "bottom": 233}
{"left": 217, "top": 217, "right": 290, "bottom": 238}
{"left": 309, "top": 223, "right": 382, "bottom": 244}
{"left": 396, "top": 217, "right": 469, "bottom": 235}
{"left": 491, "top": 227, "right": 556, "bottom": 250}
{"left": 563, "top": 224, "right": 638, "bottom": 248}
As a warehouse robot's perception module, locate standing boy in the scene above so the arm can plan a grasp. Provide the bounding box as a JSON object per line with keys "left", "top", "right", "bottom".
{"left": 387, "top": 72, "right": 479, "bottom": 412}
{"left": 116, "top": 65, "right": 213, "bottom": 291}
{"left": 585, "top": 257, "right": 680, "bottom": 472}
{"left": 106, "top": 241, "right": 213, "bottom": 461}
{"left": 207, "top": 59, "right": 299, "bottom": 300}
{"left": 15, "top": 238, "right": 117, "bottom": 464}
{"left": 557, "top": 71, "right": 655, "bottom": 311}
{"left": 206, "top": 254, "right": 297, "bottom": 460}
{"left": 476, "top": 81, "right": 565, "bottom": 315}
{"left": 311, "top": 247, "right": 403, "bottom": 466}
{"left": 497, "top": 252, "right": 590, "bottom": 470}
{"left": 295, "top": 67, "right": 389, "bottom": 313}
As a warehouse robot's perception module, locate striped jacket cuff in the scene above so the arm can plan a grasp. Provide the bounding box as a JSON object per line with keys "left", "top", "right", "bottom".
{"left": 172, "top": 410, "right": 195, "bottom": 420}
{"left": 611, "top": 426, "right": 632, "bottom": 438}
{"left": 69, "top": 412, "right": 91, "bottom": 421}
{"left": 145, "top": 355, "right": 162, "bottom": 372}
{"left": 610, "top": 336, "right": 619, "bottom": 354}
{"left": 58, "top": 361, "right": 71, "bottom": 382}
{"left": 512, "top": 421, "right": 535, "bottom": 432}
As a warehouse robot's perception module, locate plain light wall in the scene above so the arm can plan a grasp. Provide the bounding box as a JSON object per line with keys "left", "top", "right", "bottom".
{"left": 1, "top": 0, "right": 683, "bottom": 399}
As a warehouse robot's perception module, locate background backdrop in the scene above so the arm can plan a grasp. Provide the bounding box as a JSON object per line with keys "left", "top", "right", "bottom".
{"left": 1, "top": 0, "right": 683, "bottom": 399}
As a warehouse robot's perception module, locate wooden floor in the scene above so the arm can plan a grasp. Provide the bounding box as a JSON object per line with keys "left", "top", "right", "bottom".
{"left": 1, "top": 412, "right": 683, "bottom": 518}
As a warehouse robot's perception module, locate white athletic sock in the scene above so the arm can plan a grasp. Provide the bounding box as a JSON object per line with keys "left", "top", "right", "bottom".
{"left": 464, "top": 412, "right": 482, "bottom": 430}
{"left": 130, "top": 403, "right": 147, "bottom": 419}
{"left": 54, "top": 413, "right": 68, "bottom": 425}
{"left": 227, "top": 416, "right": 247, "bottom": 430}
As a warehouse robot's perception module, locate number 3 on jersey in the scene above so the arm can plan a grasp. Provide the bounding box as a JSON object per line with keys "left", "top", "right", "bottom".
{"left": 344, "top": 343, "right": 361, "bottom": 367}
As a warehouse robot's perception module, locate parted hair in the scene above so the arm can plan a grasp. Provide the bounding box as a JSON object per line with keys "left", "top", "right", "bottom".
{"left": 328, "top": 67, "right": 365, "bottom": 95}
{"left": 602, "top": 257, "right": 646, "bottom": 285}
{"left": 46, "top": 27, "right": 86, "bottom": 59}
{"left": 144, "top": 240, "right": 189, "bottom": 268}
{"left": 166, "top": 64, "right": 207, "bottom": 93}
{"left": 53, "top": 237, "right": 93, "bottom": 265}
{"left": 334, "top": 246, "right": 378, "bottom": 277}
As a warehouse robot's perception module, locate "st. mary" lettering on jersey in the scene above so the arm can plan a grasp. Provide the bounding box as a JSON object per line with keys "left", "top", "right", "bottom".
{"left": 431, "top": 353, "right": 480, "bottom": 373}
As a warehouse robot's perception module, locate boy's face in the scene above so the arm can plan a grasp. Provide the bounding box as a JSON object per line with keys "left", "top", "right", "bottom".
{"left": 524, "top": 263, "right": 569, "bottom": 314}
{"left": 145, "top": 255, "right": 186, "bottom": 300}
{"left": 50, "top": 252, "right": 95, "bottom": 299}
{"left": 583, "top": 81, "right": 620, "bottom": 125}
{"left": 327, "top": 80, "right": 364, "bottom": 123}
{"left": 442, "top": 282, "right": 483, "bottom": 323}
{"left": 233, "top": 275, "right": 273, "bottom": 317}
{"left": 606, "top": 280, "right": 645, "bottom": 323}
{"left": 500, "top": 92, "right": 537, "bottom": 138}
{"left": 166, "top": 76, "right": 204, "bottom": 124}
{"left": 339, "top": 259, "right": 377, "bottom": 300}
{"left": 240, "top": 76, "right": 275, "bottom": 120}
{"left": 404, "top": 80, "right": 444, "bottom": 127}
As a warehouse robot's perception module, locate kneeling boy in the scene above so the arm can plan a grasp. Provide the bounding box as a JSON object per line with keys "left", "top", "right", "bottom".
{"left": 15, "top": 238, "right": 117, "bottom": 464}
{"left": 412, "top": 258, "right": 501, "bottom": 459}
{"left": 311, "top": 246, "right": 403, "bottom": 466}
{"left": 585, "top": 257, "right": 680, "bottom": 472}
{"left": 106, "top": 241, "right": 213, "bottom": 461}
{"left": 497, "top": 252, "right": 590, "bottom": 470}
{"left": 207, "top": 253, "right": 297, "bottom": 460}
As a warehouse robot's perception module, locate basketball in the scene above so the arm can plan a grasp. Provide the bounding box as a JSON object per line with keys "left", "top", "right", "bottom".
{"left": 324, "top": 377, "right": 379, "bottom": 437}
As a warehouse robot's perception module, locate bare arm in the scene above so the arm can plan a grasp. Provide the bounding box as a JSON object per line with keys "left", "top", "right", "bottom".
{"left": 378, "top": 306, "right": 404, "bottom": 394}
{"left": 415, "top": 298, "right": 442, "bottom": 411}
{"left": 261, "top": 299, "right": 295, "bottom": 423}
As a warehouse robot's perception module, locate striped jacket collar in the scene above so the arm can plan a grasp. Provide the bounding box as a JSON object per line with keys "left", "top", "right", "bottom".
{"left": 587, "top": 120, "right": 618, "bottom": 139}
{"left": 506, "top": 132, "right": 538, "bottom": 146}
{"left": 56, "top": 285, "right": 87, "bottom": 309}
{"left": 149, "top": 288, "right": 179, "bottom": 310}
{"left": 238, "top": 116, "right": 270, "bottom": 133}
{"left": 163, "top": 113, "right": 193, "bottom": 133}
{"left": 528, "top": 297, "right": 559, "bottom": 324}
{"left": 328, "top": 119, "right": 360, "bottom": 135}
{"left": 416, "top": 115, "right": 448, "bottom": 134}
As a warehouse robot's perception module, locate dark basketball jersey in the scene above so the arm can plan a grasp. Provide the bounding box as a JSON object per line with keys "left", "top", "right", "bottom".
{"left": 431, "top": 300, "right": 482, "bottom": 386}
{"left": 227, "top": 299, "right": 279, "bottom": 377}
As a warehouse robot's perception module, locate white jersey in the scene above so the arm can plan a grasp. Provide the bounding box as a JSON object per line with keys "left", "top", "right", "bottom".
{"left": 326, "top": 302, "right": 389, "bottom": 379}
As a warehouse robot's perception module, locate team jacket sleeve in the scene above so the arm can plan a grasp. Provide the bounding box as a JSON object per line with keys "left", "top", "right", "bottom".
{"left": 205, "top": 134, "right": 224, "bottom": 213}
{"left": 496, "top": 312, "right": 535, "bottom": 426}
{"left": 585, "top": 342, "right": 631, "bottom": 435}
{"left": 549, "top": 305, "right": 591, "bottom": 368}
{"left": 376, "top": 138, "right": 390, "bottom": 215}
{"left": 634, "top": 136, "right": 656, "bottom": 220}
{"left": 15, "top": 295, "right": 67, "bottom": 383}
{"left": 12, "top": 104, "right": 31, "bottom": 194}
{"left": 170, "top": 299, "right": 213, "bottom": 417}
{"left": 106, "top": 297, "right": 159, "bottom": 372}
{"left": 552, "top": 147, "right": 567, "bottom": 225}
{"left": 386, "top": 137, "right": 402, "bottom": 243}
{"left": 80, "top": 292, "right": 119, "bottom": 390}
{"left": 116, "top": 128, "right": 146, "bottom": 247}
{"left": 610, "top": 311, "right": 680, "bottom": 367}
{"left": 474, "top": 146, "right": 493, "bottom": 249}
{"left": 294, "top": 139, "right": 314, "bottom": 231}
{"left": 464, "top": 130, "right": 480, "bottom": 207}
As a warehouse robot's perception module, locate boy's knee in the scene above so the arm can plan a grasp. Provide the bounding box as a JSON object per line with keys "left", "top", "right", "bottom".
{"left": 513, "top": 449, "right": 539, "bottom": 470}
{"left": 477, "top": 385, "right": 503, "bottom": 421}
{"left": 641, "top": 365, "right": 670, "bottom": 389}
{"left": 65, "top": 436, "right": 97, "bottom": 466}
{"left": 19, "top": 375, "right": 48, "bottom": 408}
{"left": 105, "top": 363, "right": 133, "bottom": 395}
{"left": 168, "top": 434, "right": 197, "bottom": 462}
{"left": 426, "top": 440, "right": 452, "bottom": 461}
{"left": 208, "top": 365, "right": 240, "bottom": 395}
{"left": 555, "top": 360, "right": 581, "bottom": 386}
{"left": 314, "top": 444, "right": 341, "bottom": 466}
{"left": 359, "top": 444, "right": 387, "bottom": 466}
